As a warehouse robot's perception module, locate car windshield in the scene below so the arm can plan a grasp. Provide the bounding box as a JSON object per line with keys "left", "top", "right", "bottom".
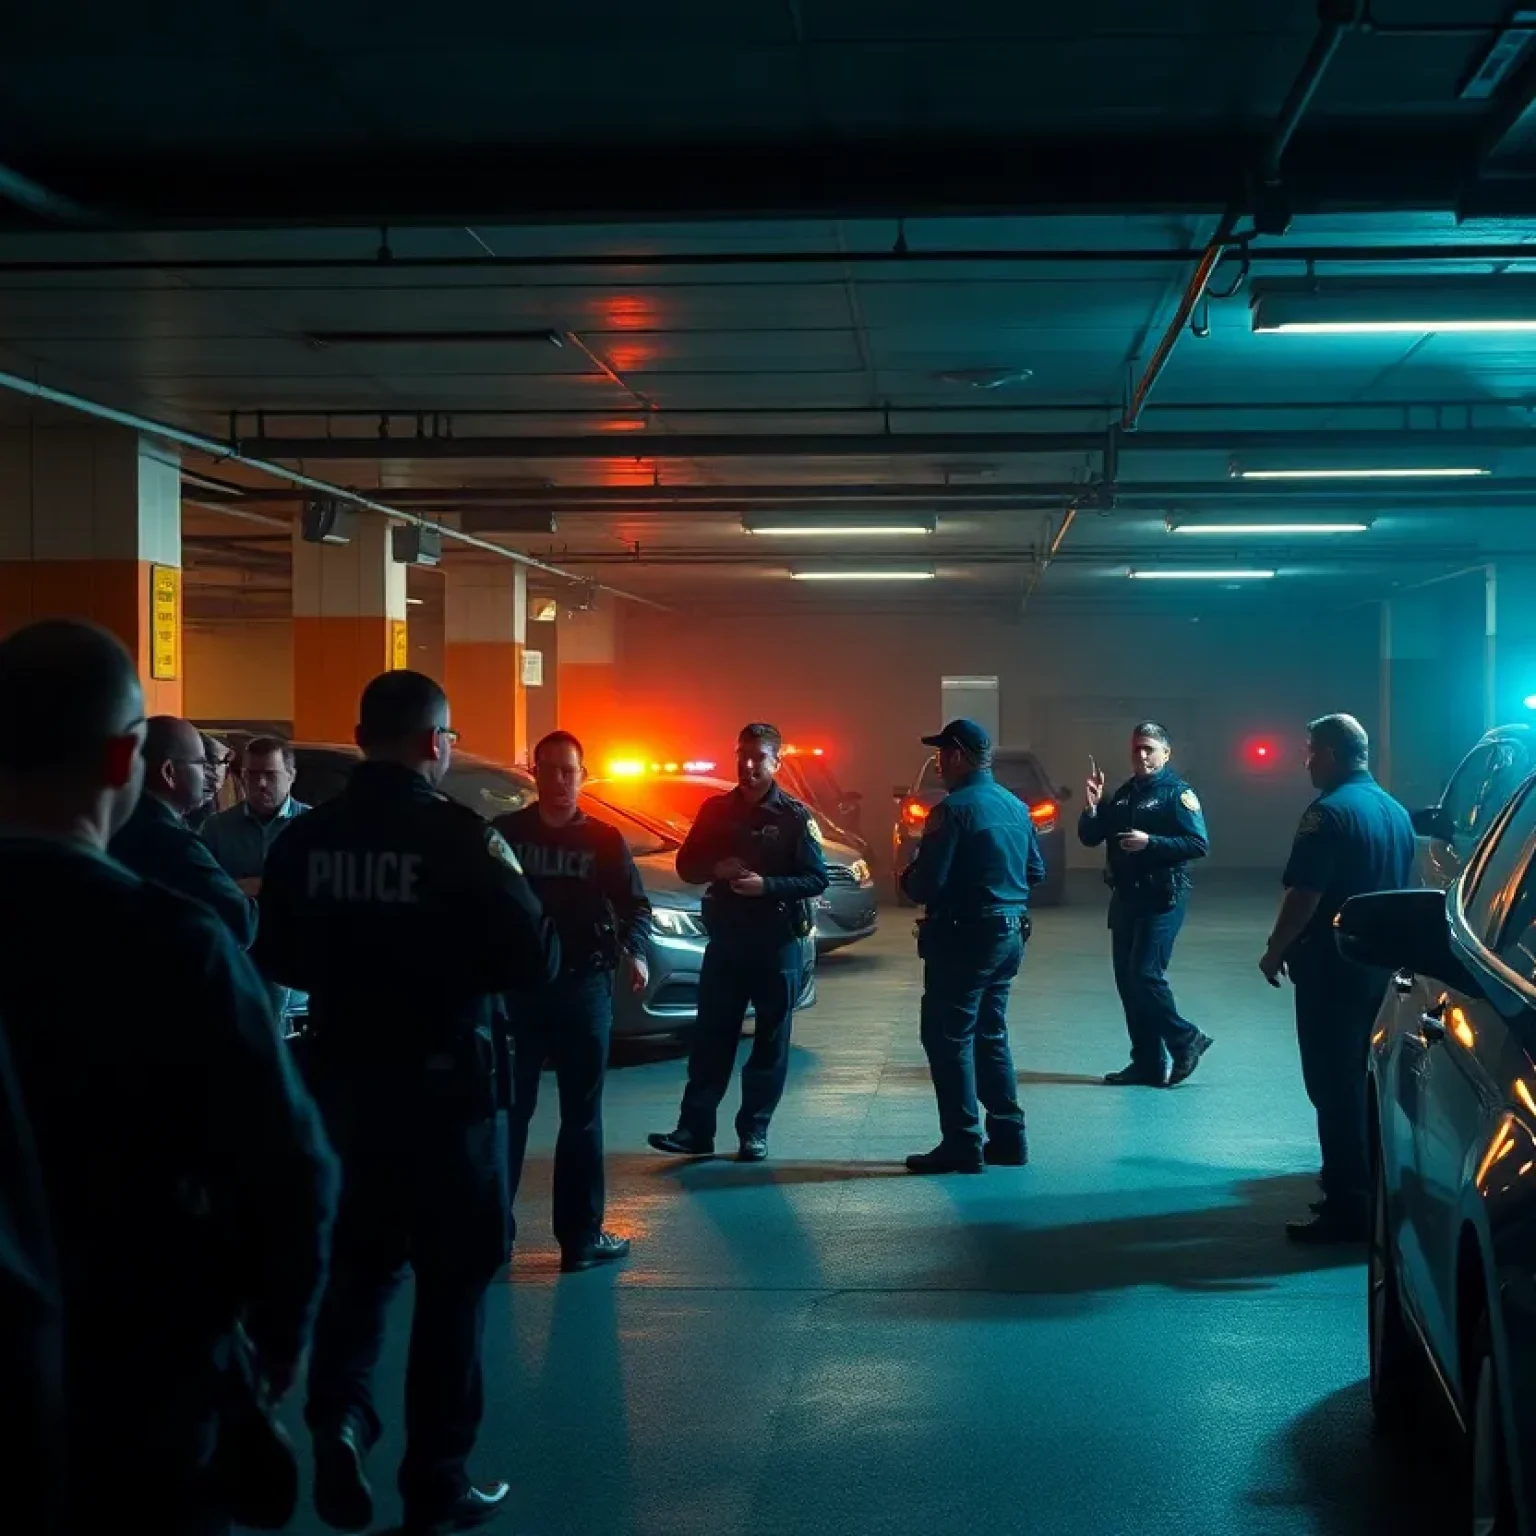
{"left": 593, "top": 777, "right": 717, "bottom": 836}
{"left": 993, "top": 753, "right": 1052, "bottom": 801}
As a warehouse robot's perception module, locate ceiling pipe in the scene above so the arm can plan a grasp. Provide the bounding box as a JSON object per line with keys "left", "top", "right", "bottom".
{"left": 1123, "top": 1, "right": 1359, "bottom": 433}
{"left": 4, "top": 244, "right": 1536, "bottom": 276}
{"left": 236, "top": 427, "right": 1536, "bottom": 461}
{"left": 0, "top": 369, "right": 670, "bottom": 611}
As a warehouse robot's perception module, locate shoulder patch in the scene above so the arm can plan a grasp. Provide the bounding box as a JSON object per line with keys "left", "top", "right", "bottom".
{"left": 484, "top": 826, "right": 524, "bottom": 874}
{"left": 1180, "top": 788, "right": 1201, "bottom": 813}
{"left": 1296, "top": 807, "right": 1324, "bottom": 837}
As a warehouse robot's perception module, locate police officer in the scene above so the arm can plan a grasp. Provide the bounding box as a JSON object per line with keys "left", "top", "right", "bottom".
{"left": 900, "top": 719, "right": 1044, "bottom": 1174}
{"left": 1079, "top": 720, "right": 1212, "bottom": 1087}
{"left": 648, "top": 722, "right": 829, "bottom": 1162}
{"left": 1260, "top": 713, "right": 1414, "bottom": 1245}
{"left": 495, "top": 729, "right": 651, "bottom": 1272}
{"left": 0, "top": 619, "right": 337, "bottom": 1536}
{"left": 255, "top": 671, "right": 558, "bottom": 1535}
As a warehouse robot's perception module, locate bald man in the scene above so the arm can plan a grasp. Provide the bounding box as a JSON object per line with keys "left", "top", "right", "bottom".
{"left": 111, "top": 714, "right": 258, "bottom": 946}
{"left": 1260, "top": 712, "right": 1415, "bottom": 1244}
{"left": 0, "top": 619, "right": 337, "bottom": 1535}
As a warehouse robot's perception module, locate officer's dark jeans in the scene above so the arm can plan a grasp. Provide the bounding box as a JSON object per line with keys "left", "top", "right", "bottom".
{"left": 507, "top": 970, "right": 613, "bottom": 1249}
{"left": 305, "top": 1070, "right": 510, "bottom": 1521}
{"left": 1293, "top": 944, "right": 1386, "bottom": 1213}
{"left": 919, "top": 930, "right": 1027, "bottom": 1153}
{"left": 680, "top": 936, "right": 804, "bottom": 1142}
{"left": 1109, "top": 895, "right": 1198, "bottom": 1071}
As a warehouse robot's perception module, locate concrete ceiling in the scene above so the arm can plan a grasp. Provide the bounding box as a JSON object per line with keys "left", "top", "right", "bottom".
{"left": 3, "top": 2, "right": 1536, "bottom": 618}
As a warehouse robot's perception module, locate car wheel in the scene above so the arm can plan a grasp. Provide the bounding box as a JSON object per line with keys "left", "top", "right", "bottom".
{"left": 1469, "top": 1319, "right": 1518, "bottom": 1536}
{"left": 1369, "top": 1149, "right": 1423, "bottom": 1431}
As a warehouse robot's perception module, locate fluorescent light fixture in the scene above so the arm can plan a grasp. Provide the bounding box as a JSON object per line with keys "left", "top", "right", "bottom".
{"left": 743, "top": 514, "right": 936, "bottom": 537}
{"left": 1252, "top": 279, "right": 1536, "bottom": 335}
{"left": 789, "top": 568, "right": 936, "bottom": 581}
{"left": 1168, "top": 520, "right": 1369, "bottom": 535}
{"left": 1129, "top": 569, "right": 1276, "bottom": 581}
{"left": 1235, "top": 467, "right": 1488, "bottom": 481}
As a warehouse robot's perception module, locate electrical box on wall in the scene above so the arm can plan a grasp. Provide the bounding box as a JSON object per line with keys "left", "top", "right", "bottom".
{"left": 300, "top": 496, "right": 355, "bottom": 545}
{"left": 392, "top": 524, "right": 442, "bottom": 566}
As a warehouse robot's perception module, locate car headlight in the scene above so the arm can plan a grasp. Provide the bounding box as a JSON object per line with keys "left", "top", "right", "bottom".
{"left": 650, "top": 906, "right": 707, "bottom": 939}
{"left": 849, "top": 858, "right": 872, "bottom": 886}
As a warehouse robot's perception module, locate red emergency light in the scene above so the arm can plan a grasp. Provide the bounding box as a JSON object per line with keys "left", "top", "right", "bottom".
{"left": 1243, "top": 738, "right": 1281, "bottom": 770}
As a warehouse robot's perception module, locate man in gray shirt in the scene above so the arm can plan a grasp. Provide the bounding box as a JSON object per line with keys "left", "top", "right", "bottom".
{"left": 202, "top": 736, "right": 310, "bottom": 1017}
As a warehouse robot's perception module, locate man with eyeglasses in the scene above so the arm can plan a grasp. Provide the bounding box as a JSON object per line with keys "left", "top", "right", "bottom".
{"left": 110, "top": 715, "right": 257, "bottom": 947}
{"left": 188, "top": 733, "right": 235, "bottom": 832}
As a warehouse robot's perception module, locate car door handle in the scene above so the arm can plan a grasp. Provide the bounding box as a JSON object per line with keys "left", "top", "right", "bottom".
{"left": 1420, "top": 1012, "right": 1448, "bottom": 1043}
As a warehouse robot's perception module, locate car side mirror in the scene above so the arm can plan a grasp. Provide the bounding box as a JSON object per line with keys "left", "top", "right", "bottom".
{"left": 1057, "top": 784, "right": 1073, "bottom": 801}
{"left": 1335, "top": 888, "right": 1475, "bottom": 996}
{"left": 1411, "top": 805, "right": 1452, "bottom": 841}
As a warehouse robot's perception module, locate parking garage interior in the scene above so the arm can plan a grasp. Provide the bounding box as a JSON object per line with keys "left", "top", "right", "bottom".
{"left": 6, "top": 2, "right": 1536, "bottom": 1532}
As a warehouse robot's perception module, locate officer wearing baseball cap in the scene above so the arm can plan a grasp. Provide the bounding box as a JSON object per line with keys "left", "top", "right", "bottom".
{"left": 899, "top": 718, "right": 1045, "bottom": 1174}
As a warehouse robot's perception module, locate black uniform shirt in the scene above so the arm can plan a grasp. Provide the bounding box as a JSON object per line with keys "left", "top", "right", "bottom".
{"left": 0, "top": 834, "right": 337, "bottom": 1442}
{"left": 899, "top": 768, "right": 1045, "bottom": 916}
{"left": 255, "top": 760, "right": 559, "bottom": 1062}
{"left": 675, "top": 781, "right": 830, "bottom": 942}
{"left": 1077, "top": 766, "right": 1210, "bottom": 907}
{"left": 111, "top": 793, "right": 258, "bottom": 947}
{"left": 494, "top": 804, "right": 652, "bottom": 974}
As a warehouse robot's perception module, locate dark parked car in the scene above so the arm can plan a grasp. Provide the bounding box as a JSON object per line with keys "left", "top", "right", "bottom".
{"left": 1337, "top": 770, "right": 1536, "bottom": 1534}
{"left": 1412, "top": 724, "right": 1536, "bottom": 891}
{"left": 202, "top": 734, "right": 816, "bottom": 1038}
{"left": 891, "top": 748, "right": 1071, "bottom": 906}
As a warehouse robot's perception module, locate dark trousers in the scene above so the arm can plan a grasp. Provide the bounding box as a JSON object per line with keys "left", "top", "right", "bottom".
{"left": 1293, "top": 945, "right": 1386, "bottom": 1212}
{"left": 1110, "top": 894, "right": 1198, "bottom": 1071}
{"left": 507, "top": 971, "right": 613, "bottom": 1249}
{"left": 919, "top": 931, "right": 1027, "bottom": 1153}
{"left": 304, "top": 1071, "right": 509, "bottom": 1521}
{"left": 679, "top": 936, "right": 804, "bottom": 1143}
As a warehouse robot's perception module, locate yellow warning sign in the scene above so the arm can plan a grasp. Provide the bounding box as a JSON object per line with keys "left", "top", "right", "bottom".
{"left": 150, "top": 565, "right": 180, "bottom": 680}
{"left": 390, "top": 619, "right": 409, "bottom": 671}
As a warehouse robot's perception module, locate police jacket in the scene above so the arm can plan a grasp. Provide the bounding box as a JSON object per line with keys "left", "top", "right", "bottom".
{"left": 494, "top": 804, "right": 652, "bottom": 976}
{"left": 0, "top": 835, "right": 337, "bottom": 1506}
{"left": 898, "top": 769, "right": 1045, "bottom": 917}
{"left": 1283, "top": 769, "right": 1415, "bottom": 949}
{"left": 1078, "top": 767, "right": 1209, "bottom": 910}
{"left": 254, "top": 760, "right": 559, "bottom": 1064}
{"left": 675, "top": 781, "right": 830, "bottom": 943}
{"left": 110, "top": 793, "right": 258, "bottom": 948}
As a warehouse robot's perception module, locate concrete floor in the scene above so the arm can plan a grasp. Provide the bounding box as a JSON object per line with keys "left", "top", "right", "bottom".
{"left": 259, "top": 875, "right": 1463, "bottom": 1536}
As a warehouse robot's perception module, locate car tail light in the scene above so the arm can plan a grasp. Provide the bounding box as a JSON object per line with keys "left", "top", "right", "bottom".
{"left": 1029, "top": 799, "right": 1058, "bottom": 831}
{"left": 900, "top": 798, "right": 930, "bottom": 830}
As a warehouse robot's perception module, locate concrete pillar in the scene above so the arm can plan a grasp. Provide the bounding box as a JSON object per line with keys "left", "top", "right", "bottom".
{"left": 292, "top": 516, "right": 407, "bottom": 742}
{"left": 556, "top": 603, "right": 618, "bottom": 747}
{"left": 0, "top": 427, "right": 182, "bottom": 714}
{"left": 444, "top": 564, "right": 527, "bottom": 765}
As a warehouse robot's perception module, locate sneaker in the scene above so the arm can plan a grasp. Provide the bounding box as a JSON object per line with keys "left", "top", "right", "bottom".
{"left": 647, "top": 1127, "right": 714, "bottom": 1156}
{"left": 561, "top": 1231, "right": 632, "bottom": 1272}
{"left": 737, "top": 1134, "right": 769, "bottom": 1163}
{"left": 1168, "top": 1032, "right": 1214, "bottom": 1086}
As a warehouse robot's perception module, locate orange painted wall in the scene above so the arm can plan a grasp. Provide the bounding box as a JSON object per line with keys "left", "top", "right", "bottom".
{"left": 0, "top": 558, "right": 182, "bottom": 715}
{"left": 293, "top": 614, "right": 394, "bottom": 743}
{"left": 444, "top": 641, "right": 526, "bottom": 765}
{"left": 185, "top": 621, "right": 294, "bottom": 722}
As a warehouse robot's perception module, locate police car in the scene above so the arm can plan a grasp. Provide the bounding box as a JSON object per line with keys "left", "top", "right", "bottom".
{"left": 892, "top": 747, "right": 1071, "bottom": 906}
{"left": 202, "top": 733, "right": 817, "bottom": 1038}
{"left": 585, "top": 770, "right": 879, "bottom": 953}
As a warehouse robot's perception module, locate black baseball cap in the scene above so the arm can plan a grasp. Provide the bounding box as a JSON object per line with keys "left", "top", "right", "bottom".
{"left": 921, "top": 718, "right": 991, "bottom": 755}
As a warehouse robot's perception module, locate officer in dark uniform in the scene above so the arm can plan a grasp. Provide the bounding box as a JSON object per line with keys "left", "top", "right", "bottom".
{"left": 1079, "top": 720, "right": 1212, "bottom": 1087}
{"left": 1260, "top": 712, "right": 1414, "bottom": 1244}
{"left": 648, "top": 722, "right": 829, "bottom": 1162}
{"left": 255, "top": 671, "right": 558, "bottom": 1535}
{"left": 900, "top": 719, "right": 1044, "bottom": 1174}
{"left": 495, "top": 729, "right": 651, "bottom": 1273}
{"left": 0, "top": 619, "right": 337, "bottom": 1536}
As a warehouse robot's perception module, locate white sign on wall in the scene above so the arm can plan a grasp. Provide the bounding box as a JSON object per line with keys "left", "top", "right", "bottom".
{"left": 941, "top": 675, "right": 1000, "bottom": 742}
{"left": 522, "top": 649, "right": 544, "bottom": 687}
